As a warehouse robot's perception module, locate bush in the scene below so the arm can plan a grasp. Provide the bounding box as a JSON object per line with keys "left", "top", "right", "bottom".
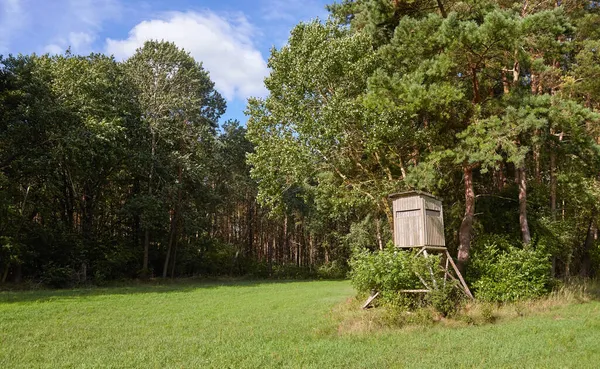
{"left": 270, "top": 263, "right": 313, "bottom": 279}
{"left": 468, "top": 235, "right": 552, "bottom": 302}
{"left": 349, "top": 243, "right": 442, "bottom": 307}
{"left": 41, "top": 263, "right": 75, "bottom": 288}
{"left": 349, "top": 245, "right": 418, "bottom": 294}
{"left": 316, "top": 260, "right": 348, "bottom": 279}
{"left": 427, "top": 282, "right": 462, "bottom": 317}
{"left": 189, "top": 240, "right": 240, "bottom": 276}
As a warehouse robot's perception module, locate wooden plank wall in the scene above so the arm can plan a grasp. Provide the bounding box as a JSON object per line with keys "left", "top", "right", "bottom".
{"left": 392, "top": 194, "right": 446, "bottom": 248}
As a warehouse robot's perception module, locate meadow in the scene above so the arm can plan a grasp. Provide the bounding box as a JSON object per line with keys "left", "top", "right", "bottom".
{"left": 1, "top": 280, "right": 599, "bottom": 368}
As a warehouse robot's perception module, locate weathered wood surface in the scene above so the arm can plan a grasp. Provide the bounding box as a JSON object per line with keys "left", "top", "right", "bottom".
{"left": 391, "top": 191, "right": 446, "bottom": 248}
{"left": 361, "top": 291, "right": 380, "bottom": 309}
{"left": 398, "top": 289, "right": 430, "bottom": 293}
{"left": 446, "top": 250, "right": 474, "bottom": 299}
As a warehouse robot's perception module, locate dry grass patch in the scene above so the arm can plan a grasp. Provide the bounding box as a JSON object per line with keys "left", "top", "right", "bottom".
{"left": 334, "top": 279, "right": 600, "bottom": 335}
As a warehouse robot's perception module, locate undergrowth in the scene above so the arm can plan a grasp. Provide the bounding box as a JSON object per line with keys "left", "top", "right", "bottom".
{"left": 334, "top": 279, "right": 600, "bottom": 335}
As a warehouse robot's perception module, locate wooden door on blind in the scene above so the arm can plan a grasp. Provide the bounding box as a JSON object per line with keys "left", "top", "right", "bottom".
{"left": 424, "top": 198, "right": 444, "bottom": 246}
{"left": 395, "top": 209, "right": 423, "bottom": 247}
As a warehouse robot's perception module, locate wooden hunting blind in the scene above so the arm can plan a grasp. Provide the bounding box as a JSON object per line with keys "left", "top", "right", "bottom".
{"left": 389, "top": 191, "right": 445, "bottom": 249}
{"left": 362, "top": 191, "right": 472, "bottom": 309}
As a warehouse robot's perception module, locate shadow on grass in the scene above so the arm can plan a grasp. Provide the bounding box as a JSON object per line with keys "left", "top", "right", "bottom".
{"left": 0, "top": 278, "right": 337, "bottom": 304}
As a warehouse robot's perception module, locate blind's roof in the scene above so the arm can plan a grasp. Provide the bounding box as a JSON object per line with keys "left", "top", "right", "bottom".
{"left": 388, "top": 190, "right": 440, "bottom": 201}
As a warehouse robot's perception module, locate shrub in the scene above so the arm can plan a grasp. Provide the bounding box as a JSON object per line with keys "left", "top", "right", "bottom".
{"left": 270, "top": 263, "right": 313, "bottom": 279}
{"left": 41, "top": 263, "right": 75, "bottom": 288}
{"left": 468, "top": 235, "right": 552, "bottom": 302}
{"left": 349, "top": 243, "right": 442, "bottom": 307}
{"left": 136, "top": 268, "right": 152, "bottom": 279}
{"left": 480, "top": 303, "right": 496, "bottom": 323}
{"left": 349, "top": 245, "right": 417, "bottom": 294}
{"left": 427, "top": 282, "right": 462, "bottom": 317}
{"left": 316, "top": 260, "right": 348, "bottom": 279}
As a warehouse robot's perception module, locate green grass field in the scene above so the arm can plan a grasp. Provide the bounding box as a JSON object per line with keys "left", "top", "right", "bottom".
{"left": 1, "top": 280, "right": 599, "bottom": 368}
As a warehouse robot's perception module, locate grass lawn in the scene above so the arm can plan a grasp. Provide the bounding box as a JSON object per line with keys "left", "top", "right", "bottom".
{"left": 1, "top": 279, "right": 599, "bottom": 368}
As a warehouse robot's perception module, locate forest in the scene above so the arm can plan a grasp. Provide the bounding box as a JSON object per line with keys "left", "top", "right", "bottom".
{"left": 1, "top": 0, "right": 600, "bottom": 296}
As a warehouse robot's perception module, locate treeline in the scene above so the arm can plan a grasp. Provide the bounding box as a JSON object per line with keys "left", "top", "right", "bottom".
{"left": 3, "top": 0, "right": 600, "bottom": 288}
{"left": 247, "top": 0, "right": 600, "bottom": 280}
{"left": 0, "top": 42, "right": 344, "bottom": 286}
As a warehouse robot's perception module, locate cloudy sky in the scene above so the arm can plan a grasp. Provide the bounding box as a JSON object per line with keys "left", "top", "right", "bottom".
{"left": 0, "top": 0, "right": 330, "bottom": 123}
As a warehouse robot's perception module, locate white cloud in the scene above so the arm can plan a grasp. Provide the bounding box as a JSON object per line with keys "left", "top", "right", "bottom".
{"left": 41, "top": 0, "right": 120, "bottom": 54}
{"left": 0, "top": 0, "right": 26, "bottom": 53}
{"left": 43, "top": 43, "right": 64, "bottom": 55}
{"left": 69, "top": 32, "right": 96, "bottom": 50}
{"left": 0, "top": 0, "right": 121, "bottom": 55}
{"left": 43, "top": 32, "right": 96, "bottom": 55}
{"left": 106, "top": 11, "right": 269, "bottom": 101}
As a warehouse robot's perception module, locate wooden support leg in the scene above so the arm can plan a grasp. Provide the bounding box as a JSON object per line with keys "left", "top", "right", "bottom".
{"left": 423, "top": 249, "right": 438, "bottom": 289}
{"left": 415, "top": 272, "right": 431, "bottom": 290}
{"left": 445, "top": 250, "right": 474, "bottom": 299}
{"left": 362, "top": 291, "right": 380, "bottom": 309}
{"left": 443, "top": 256, "right": 449, "bottom": 288}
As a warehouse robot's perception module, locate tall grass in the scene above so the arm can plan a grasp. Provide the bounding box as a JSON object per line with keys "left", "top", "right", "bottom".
{"left": 336, "top": 279, "right": 600, "bottom": 333}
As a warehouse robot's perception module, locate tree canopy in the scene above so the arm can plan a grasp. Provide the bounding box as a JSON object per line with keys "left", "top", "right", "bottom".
{"left": 1, "top": 0, "right": 600, "bottom": 288}
{"left": 248, "top": 0, "right": 600, "bottom": 277}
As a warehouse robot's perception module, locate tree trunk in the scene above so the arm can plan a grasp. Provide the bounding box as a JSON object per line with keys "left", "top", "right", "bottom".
{"left": 458, "top": 166, "right": 475, "bottom": 272}
{"left": 580, "top": 215, "right": 596, "bottom": 278}
{"left": 533, "top": 133, "right": 541, "bottom": 184}
{"left": 14, "top": 263, "right": 22, "bottom": 283}
{"left": 283, "top": 213, "right": 288, "bottom": 263}
{"left": 565, "top": 250, "right": 572, "bottom": 279}
{"left": 247, "top": 198, "right": 254, "bottom": 258}
{"left": 81, "top": 187, "right": 94, "bottom": 277}
{"left": 143, "top": 133, "right": 156, "bottom": 273}
{"left": 170, "top": 237, "right": 178, "bottom": 279}
{"left": 375, "top": 218, "right": 383, "bottom": 250}
{"left": 496, "top": 161, "right": 507, "bottom": 191}
{"left": 382, "top": 198, "right": 394, "bottom": 231}
{"left": 435, "top": 0, "right": 447, "bottom": 18}
{"left": 143, "top": 229, "right": 150, "bottom": 273}
{"left": 163, "top": 209, "right": 176, "bottom": 278}
{"left": 517, "top": 166, "right": 531, "bottom": 245}
{"left": 550, "top": 148, "right": 557, "bottom": 217}
{"left": 471, "top": 68, "right": 480, "bottom": 103}
{"left": 296, "top": 232, "right": 301, "bottom": 267}
{"left": 550, "top": 132, "right": 564, "bottom": 219}
{"left": 1, "top": 265, "right": 8, "bottom": 283}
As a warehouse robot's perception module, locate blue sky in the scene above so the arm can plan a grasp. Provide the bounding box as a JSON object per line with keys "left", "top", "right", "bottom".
{"left": 0, "top": 0, "right": 331, "bottom": 124}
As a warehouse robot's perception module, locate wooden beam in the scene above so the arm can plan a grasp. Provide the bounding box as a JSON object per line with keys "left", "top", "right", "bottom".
{"left": 446, "top": 250, "right": 474, "bottom": 299}
{"left": 361, "top": 291, "right": 379, "bottom": 309}
{"left": 423, "top": 246, "right": 447, "bottom": 251}
{"left": 399, "top": 289, "right": 430, "bottom": 293}
{"left": 415, "top": 272, "right": 430, "bottom": 290}
{"left": 443, "top": 256, "right": 450, "bottom": 287}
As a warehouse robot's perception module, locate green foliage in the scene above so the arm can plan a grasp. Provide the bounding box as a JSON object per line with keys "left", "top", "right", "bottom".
{"left": 316, "top": 260, "right": 348, "bottom": 279}
{"left": 3, "top": 0, "right": 600, "bottom": 286}
{"left": 344, "top": 215, "right": 391, "bottom": 252}
{"left": 468, "top": 235, "right": 552, "bottom": 302}
{"left": 349, "top": 244, "right": 442, "bottom": 305}
{"left": 349, "top": 242, "right": 465, "bottom": 315}
{"left": 480, "top": 303, "right": 496, "bottom": 324}
{"left": 427, "top": 282, "right": 463, "bottom": 317}
{"left": 269, "top": 264, "right": 313, "bottom": 279}
{"left": 349, "top": 245, "right": 419, "bottom": 295}
{"left": 40, "top": 263, "right": 75, "bottom": 288}
{"left": 191, "top": 240, "right": 240, "bottom": 276}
